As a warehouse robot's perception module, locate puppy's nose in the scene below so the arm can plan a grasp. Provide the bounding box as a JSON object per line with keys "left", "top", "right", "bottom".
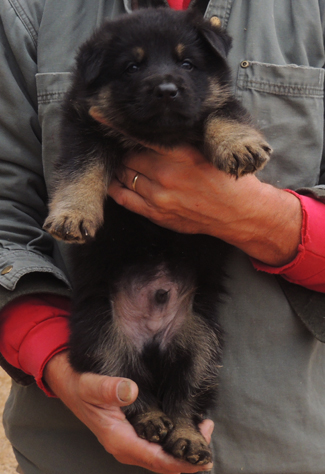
{"left": 155, "top": 82, "right": 178, "bottom": 99}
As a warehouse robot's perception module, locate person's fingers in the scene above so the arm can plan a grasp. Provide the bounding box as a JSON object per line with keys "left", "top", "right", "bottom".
{"left": 109, "top": 177, "right": 176, "bottom": 229}
{"left": 113, "top": 433, "right": 213, "bottom": 474}
{"left": 115, "top": 165, "right": 180, "bottom": 207}
{"left": 124, "top": 145, "right": 206, "bottom": 177}
{"left": 78, "top": 373, "right": 139, "bottom": 407}
{"left": 116, "top": 167, "right": 152, "bottom": 195}
{"left": 109, "top": 177, "right": 150, "bottom": 211}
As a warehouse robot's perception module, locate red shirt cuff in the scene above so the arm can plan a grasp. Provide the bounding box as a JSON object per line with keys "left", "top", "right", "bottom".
{"left": 0, "top": 295, "right": 71, "bottom": 396}
{"left": 251, "top": 191, "right": 325, "bottom": 292}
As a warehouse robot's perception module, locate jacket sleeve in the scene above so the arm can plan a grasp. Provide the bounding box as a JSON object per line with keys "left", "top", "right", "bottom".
{"left": 0, "top": 2, "right": 71, "bottom": 381}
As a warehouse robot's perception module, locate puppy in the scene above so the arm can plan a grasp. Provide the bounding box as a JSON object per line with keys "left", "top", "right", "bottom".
{"left": 44, "top": 7, "right": 271, "bottom": 465}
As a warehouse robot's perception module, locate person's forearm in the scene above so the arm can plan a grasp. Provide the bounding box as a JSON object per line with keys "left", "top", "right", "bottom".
{"left": 251, "top": 192, "right": 325, "bottom": 292}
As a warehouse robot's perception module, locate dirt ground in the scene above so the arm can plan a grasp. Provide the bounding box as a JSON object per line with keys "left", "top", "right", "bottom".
{"left": 0, "top": 369, "right": 17, "bottom": 474}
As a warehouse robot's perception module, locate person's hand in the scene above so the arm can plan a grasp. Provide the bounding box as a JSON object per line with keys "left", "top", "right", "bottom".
{"left": 44, "top": 351, "right": 214, "bottom": 474}
{"left": 108, "top": 145, "right": 302, "bottom": 266}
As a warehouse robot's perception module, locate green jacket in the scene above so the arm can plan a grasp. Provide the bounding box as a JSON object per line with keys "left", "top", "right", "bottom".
{"left": 1, "top": 1, "right": 325, "bottom": 471}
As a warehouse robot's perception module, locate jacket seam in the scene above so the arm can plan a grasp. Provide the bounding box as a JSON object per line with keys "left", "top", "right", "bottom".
{"left": 8, "top": 0, "right": 38, "bottom": 47}
{"left": 37, "top": 91, "right": 70, "bottom": 104}
{"left": 0, "top": 249, "right": 55, "bottom": 263}
{"left": 238, "top": 77, "right": 324, "bottom": 97}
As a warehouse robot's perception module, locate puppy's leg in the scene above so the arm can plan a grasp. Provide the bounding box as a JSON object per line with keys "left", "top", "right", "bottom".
{"left": 43, "top": 160, "right": 108, "bottom": 243}
{"left": 204, "top": 116, "right": 272, "bottom": 177}
{"left": 159, "top": 316, "right": 221, "bottom": 464}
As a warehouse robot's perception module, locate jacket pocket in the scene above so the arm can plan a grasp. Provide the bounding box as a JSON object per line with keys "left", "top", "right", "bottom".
{"left": 235, "top": 61, "right": 324, "bottom": 189}
{"left": 36, "top": 72, "right": 73, "bottom": 186}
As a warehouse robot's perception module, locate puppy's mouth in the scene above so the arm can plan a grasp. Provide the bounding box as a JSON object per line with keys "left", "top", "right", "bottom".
{"left": 141, "top": 105, "right": 194, "bottom": 124}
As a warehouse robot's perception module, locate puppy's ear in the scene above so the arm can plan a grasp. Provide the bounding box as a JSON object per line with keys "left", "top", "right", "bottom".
{"left": 188, "top": 11, "right": 232, "bottom": 60}
{"left": 76, "top": 44, "right": 108, "bottom": 86}
{"left": 200, "top": 23, "right": 232, "bottom": 59}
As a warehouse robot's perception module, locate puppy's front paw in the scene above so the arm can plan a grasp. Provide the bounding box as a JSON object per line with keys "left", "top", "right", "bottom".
{"left": 205, "top": 118, "right": 272, "bottom": 178}
{"left": 163, "top": 425, "right": 212, "bottom": 465}
{"left": 131, "top": 411, "right": 174, "bottom": 443}
{"left": 216, "top": 134, "right": 272, "bottom": 177}
{"left": 43, "top": 208, "right": 102, "bottom": 243}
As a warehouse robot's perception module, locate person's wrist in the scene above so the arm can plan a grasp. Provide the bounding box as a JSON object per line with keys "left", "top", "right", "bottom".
{"left": 43, "top": 350, "right": 72, "bottom": 397}
{"left": 231, "top": 182, "right": 302, "bottom": 265}
{"left": 206, "top": 175, "right": 302, "bottom": 266}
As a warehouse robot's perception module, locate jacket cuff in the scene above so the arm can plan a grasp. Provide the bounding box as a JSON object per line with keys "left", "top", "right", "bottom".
{"left": 0, "top": 248, "right": 70, "bottom": 292}
{"left": 0, "top": 295, "right": 71, "bottom": 396}
{"left": 19, "top": 316, "right": 70, "bottom": 396}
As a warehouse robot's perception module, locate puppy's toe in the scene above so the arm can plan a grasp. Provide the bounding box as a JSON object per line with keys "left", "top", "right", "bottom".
{"left": 43, "top": 212, "right": 98, "bottom": 243}
{"left": 163, "top": 425, "right": 212, "bottom": 465}
{"left": 131, "top": 411, "right": 174, "bottom": 443}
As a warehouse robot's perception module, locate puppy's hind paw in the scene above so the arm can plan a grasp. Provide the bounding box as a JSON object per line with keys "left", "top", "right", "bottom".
{"left": 163, "top": 425, "right": 212, "bottom": 465}
{"left": 131, "top": 411, "right": 174, "bottom": 443}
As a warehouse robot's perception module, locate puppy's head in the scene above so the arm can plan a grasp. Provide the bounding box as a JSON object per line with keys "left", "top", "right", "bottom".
{"left": 72, "top": 8, "right": 232, "bottom": 146}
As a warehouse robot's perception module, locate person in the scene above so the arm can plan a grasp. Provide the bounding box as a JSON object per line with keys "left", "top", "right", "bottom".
{"left": 0, "top": 0, "right": 325, "bottom": 473}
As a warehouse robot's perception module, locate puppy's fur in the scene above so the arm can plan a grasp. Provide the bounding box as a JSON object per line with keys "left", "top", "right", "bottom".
{"left": 44, "top": 8, "right": 271, "bottom": 465}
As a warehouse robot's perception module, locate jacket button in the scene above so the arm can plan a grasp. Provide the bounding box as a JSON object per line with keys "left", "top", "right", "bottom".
{"left": 240, "top": 60, "right": 250, "bottom": 68}
{"left": 1, "top": 265, "right": 13, "bottom": 275}
{"left": 210, "top": 16, "right": 221, "bottom": 27}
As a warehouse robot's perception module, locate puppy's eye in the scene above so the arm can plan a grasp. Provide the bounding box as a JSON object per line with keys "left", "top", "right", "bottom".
{"left": 181, "top": 60, "right": 194, "bottom": 71}
{"left": 125, "top": 63, "right": 140, "bottom": 74}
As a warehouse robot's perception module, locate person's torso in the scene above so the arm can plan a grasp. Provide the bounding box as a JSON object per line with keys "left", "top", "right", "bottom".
{"left": 20, "top": 1, "right": 325, "bottom": 472}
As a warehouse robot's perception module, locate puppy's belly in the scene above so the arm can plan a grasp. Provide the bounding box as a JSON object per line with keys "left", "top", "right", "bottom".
{"left": 112, "top": 265, "right": 194, "bottom": 351}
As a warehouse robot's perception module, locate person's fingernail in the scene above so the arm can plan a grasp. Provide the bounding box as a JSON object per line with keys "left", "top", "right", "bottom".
{"left": 117, "top": 380, "right": 132, "bottom": 402}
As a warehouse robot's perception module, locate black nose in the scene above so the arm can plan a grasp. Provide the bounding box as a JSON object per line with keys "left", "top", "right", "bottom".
{"left": 155, "top": 82, "right": 178, "bottom": 99}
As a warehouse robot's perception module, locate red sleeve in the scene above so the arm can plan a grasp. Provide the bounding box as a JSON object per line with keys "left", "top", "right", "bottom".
{"left": 251, "top": 191, "right": 325, "bottom": 292}
{"left": 0, "top": 295, "right": 71, "bottom": 396}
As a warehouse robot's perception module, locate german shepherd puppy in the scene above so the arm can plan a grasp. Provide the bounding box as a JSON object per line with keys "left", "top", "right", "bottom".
{"left": 44, "top": 7, "right": 271, "bottom": 465}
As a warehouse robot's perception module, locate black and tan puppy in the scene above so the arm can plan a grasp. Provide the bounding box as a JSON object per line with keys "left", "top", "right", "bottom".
{"left": 44, "top": 7, "right": 271, "bottom": 465}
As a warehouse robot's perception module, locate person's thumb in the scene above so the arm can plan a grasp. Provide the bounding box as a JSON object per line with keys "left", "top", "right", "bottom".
{"left": 78, "top": 373, "right": 138, "bottom": 407}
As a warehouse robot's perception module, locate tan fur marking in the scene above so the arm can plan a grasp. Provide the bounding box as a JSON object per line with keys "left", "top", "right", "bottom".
{"left": 88, "top": 85, "right": 113, "bottom": 123}
{"left": 89, "top": 87, "right": 131, "bottom": 132}
{"left": 175, "top": 43, "right": 185, "bottom": 59}
{"left": 133, "top": 46, "right": 145, "bottom": 62}
{"left": 43, "top": 162, "right": 108, "bottom": 243}
{"left": 203, "top": 78, "right": 232, "bottom": 109}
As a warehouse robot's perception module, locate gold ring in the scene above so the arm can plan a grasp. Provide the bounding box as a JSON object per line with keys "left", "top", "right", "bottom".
{"left": 132, "top": 173, "right": 139, "bottom": 192}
